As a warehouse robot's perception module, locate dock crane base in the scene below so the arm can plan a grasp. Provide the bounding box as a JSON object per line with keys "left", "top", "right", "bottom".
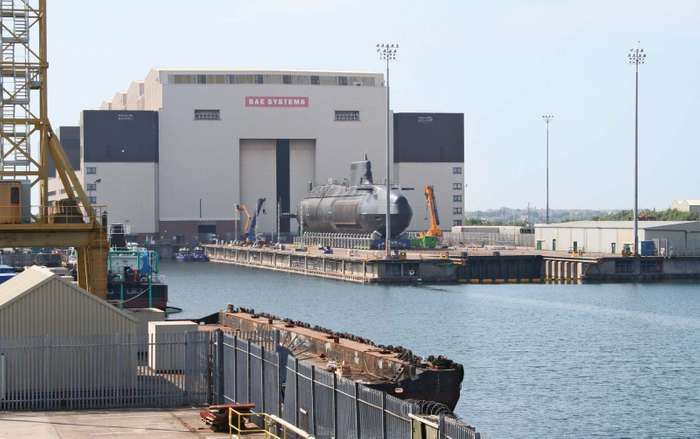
{"left": 0, "top": 224, "right": 108, "bottom": 298}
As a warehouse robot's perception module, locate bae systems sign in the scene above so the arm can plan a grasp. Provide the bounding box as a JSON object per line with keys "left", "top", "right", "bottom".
{"left": 245, "top": 96, "right": 309, "bottom": 108}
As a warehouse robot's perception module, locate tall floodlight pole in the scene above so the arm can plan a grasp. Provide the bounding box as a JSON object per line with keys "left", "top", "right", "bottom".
{"left": 628, "top": 45, "right": 646, "bottom": 256}
{"left": 542, "top": 114, "right": 554, "bottom": 224}
{"left": 377, "top": 43, "right": 398, "bottom": 257}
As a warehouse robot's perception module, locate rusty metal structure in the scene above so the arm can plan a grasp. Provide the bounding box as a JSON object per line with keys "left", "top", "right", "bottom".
{"left": 0, "top": 0, "right": 107, "bottom": 296}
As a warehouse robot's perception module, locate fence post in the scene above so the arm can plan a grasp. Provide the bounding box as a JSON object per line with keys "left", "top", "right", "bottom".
{"left": 381, "top": 391, "right": 387, "bottom": 439}
{"left": 354, "top": 382, "right": 361, "bottom": 439}
{"left": 311, "top": 365, "right": 317, "bottom": 436}
{"left": 215, "top": 330, "right": 224, "bottom": 404}
{"left": 183, "top": 333, "right": 189, "bottom": 405}
{"left": 333, "top": 373, "right": 338, "bottom": 439}
{"left": 294, "top": 357, "right": 300, "bottom": 427}
{"left": 276, "top": 352, "right": 282, "bottom": 417}
{"left": 260, "top": 345, "right": 266, "bottom": 413}
{"left": 246, "top": 339, "right": 251, "bottom": 403}
{"left": 233, "top": 335, "right": 238, "bottom": 401}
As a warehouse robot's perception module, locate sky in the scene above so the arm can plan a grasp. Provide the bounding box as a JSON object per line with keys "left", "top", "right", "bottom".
{"left": 46, "top": 0, "right": 700, "bottom": 211}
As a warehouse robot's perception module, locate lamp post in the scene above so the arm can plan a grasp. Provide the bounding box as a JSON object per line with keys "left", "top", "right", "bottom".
{"left": 541, "top": 114, "right": 554, "bottom": 224}
{"left": 377, "top": 43, "right": 398, "bottom": 258}
{"left": 628, "top": 44, "right": 646, "bottom": 256}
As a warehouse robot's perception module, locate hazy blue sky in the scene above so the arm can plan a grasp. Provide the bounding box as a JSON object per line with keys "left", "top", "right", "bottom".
{"left": 47, "top": 0, "right": 699, "bottom": 210}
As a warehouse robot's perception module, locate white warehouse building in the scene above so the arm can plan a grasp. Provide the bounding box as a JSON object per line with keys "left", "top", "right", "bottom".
{"left": 53, "top": 68, "right": 465, "bottom": 241}
{"left": 535, "top": 221, "right": 700, "bottom": 255}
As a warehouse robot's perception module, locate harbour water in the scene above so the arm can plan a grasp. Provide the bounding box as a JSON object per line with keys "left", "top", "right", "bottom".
{"left": 161, "top": 261, "right": 700, "bottom": 438}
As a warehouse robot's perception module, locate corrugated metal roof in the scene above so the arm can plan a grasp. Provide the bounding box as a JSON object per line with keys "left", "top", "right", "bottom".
{"left": 535, "top": 220, "right": 698, "bottom": 229}
{"left": 0, "top": 266, "right": 136, "bottom": 322}
{"left": 0, "top": 265, "right": 53, "bottom": 307}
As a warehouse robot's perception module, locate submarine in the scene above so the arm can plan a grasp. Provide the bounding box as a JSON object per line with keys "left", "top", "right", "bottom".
{"left": 299, "top": 158, "right": 413, "bottom": 238}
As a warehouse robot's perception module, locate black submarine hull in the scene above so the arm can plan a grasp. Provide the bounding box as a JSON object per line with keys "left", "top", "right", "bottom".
{"left": 300, "top": 185, "right": 413, "bottom": 238}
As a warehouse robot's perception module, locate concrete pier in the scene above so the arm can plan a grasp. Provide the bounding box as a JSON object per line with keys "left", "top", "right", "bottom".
{"left": 205, "top": 244, "right": 700, "bottom": 284}
{"left": 203, "top": 244, "right": 458, "bottom": 283}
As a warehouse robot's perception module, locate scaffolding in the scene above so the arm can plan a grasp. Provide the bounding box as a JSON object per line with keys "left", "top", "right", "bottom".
{"left": 0, "top": 0, "right": 42, "bottom": 192}
{"left": 0, "top": 0, "right": 107, "bottom": 296}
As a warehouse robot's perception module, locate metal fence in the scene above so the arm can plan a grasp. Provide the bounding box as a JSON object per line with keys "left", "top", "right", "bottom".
{"left": 443, "top": 231, "right": 535, "bottom": 248}
{"left": 654, "top": 239, "right": 700, "bottom": 257}
{"left": 295, "top": 232, "right": 375, "bottom": 250}
{"left": 213, "top": 331, "right": 480, "bottom": 439}
{"left": 0, "top": 332, "right": 210, "bottom": 410}
{"left": 1, "top": 329, "right": 482, "bottom": 438}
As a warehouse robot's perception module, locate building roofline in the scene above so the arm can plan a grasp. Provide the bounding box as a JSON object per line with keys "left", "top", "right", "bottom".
{"left": 152, "top": 67, "right": 383, "bottom": 76}
{"left": 535, "top": 220, "right": 698, "bottom": 229}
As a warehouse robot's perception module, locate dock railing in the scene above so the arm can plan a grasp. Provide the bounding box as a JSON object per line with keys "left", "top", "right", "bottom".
{"left": 228, "top": 407, "right": 266, "bottom": 437}
{"left": 443, "top": 231, "right": 535, "bottom": 248}
{"left": 228, "top": 409, "right": 316, "bottom": 439}
{"left": 295, "top": 232, "right": 374, "bottom": 250}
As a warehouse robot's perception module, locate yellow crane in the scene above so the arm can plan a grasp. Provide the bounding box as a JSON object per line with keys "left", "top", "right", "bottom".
{"left": 415, "top": 185, "right": 442, "bottom": 248}
{"left": 0, "top": 1, "right": 107, "bottom": 296}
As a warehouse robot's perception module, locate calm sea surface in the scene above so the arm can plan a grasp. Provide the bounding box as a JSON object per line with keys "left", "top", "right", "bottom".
{"left": 160, "top": 261, "right": 700, "bottom": 438}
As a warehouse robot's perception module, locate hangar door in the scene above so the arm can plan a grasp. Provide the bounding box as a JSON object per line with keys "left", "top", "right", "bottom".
{"left": 239, "top": 139, "right": 315, "bottom": 236}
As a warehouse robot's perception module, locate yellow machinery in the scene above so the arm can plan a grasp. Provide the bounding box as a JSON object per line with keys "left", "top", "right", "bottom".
{"left": 228, "top": 407, "right": 313, "bottom": 438}
{"left": 0, "top": 0, "right": 107, "bottom": 297}
{"left": 235, "top": 204, "right": 252, "bottom": 240}
{"left": 413, "top": 185, "right": 442, "bottom": 248}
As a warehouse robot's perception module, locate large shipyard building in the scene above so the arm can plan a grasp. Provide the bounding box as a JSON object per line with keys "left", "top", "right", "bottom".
{"left": 394, "top": 113, "right": 465, "bottom": 231}
{"left": 52, "top": 68, "right": 464, "bottom": 241}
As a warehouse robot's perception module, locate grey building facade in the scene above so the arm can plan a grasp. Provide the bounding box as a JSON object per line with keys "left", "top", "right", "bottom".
{"left": 394, "top": 113, "right": 466, "bottom": 231}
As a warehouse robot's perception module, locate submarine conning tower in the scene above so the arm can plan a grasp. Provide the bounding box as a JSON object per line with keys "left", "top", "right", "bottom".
{"left": 349, "top": 158, "right": 374, "bottom": 186}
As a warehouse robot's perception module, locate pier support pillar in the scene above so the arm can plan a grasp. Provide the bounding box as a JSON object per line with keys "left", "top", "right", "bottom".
{"left": 556, "top": 261, "right": 563, "bottom": 281}
{"left": 577, "top": 262, "right": 584, "bottom": 281}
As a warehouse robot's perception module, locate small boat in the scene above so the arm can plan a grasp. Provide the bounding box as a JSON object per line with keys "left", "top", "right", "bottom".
{"left": 191, "top": 247, "right": 209, "bottom": 262}
{"left": 106, "top": 245, "right": 172, "bottom": 311}
{"left": 175, "top": 247, "right": 209, "bottom": 262}
{"left": 174, "top": 247, "right": 192, "bottom": 262}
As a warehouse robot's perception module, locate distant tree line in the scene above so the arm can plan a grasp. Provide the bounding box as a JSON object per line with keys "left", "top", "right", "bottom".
{"left": 591, "top": 209, "right": 699, "bottom": 221}
{"left": 460, "top": 207, "right": 699, "bottom": 226}
{"left": 463, "top": 207, "right": 618, "bottom": 226}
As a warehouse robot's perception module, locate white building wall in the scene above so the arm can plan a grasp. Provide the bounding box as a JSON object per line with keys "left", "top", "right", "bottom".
{"left": 156, "top": 73, "right": 388, "bottom": 235}
{"left": 111, "top": 92, "right": 127, "bottom": 110}
{"left": 535, "top": 222, "right": 700, "bottom": 254}
{"left": 672, "top": 200, "right": 700, "bottom": 214}
{"left": 126, "top": 81, "right": 144, "bottom": 110}
{"left": 536, "top": 226, "right": 636, "bottom": 253}
{"left": 395, "top": 162, "right": 465, "bottom": 232}
{"left": 143, "top": 69, "right": 163, "bottom": 111}
{"left": 84, "top": 162, "right": 158, "bottom": 234}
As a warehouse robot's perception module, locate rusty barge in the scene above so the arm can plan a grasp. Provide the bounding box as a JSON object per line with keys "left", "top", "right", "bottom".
{"left": 200, "top": 306, "right": 464, "bottom": 411}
